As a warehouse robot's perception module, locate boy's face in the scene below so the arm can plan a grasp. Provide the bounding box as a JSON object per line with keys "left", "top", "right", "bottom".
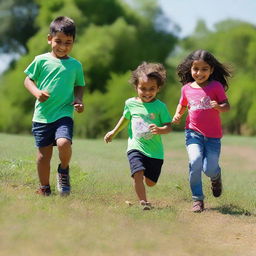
{"left": 48, "top": 32, "right": 74, "bottom": 59}
{"left": 136, "top": 78, "right": 160, "bottom": 103}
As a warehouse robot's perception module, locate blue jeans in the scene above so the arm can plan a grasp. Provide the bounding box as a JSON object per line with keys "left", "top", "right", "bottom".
{"left": 185, "top": 129, "right": 221, "bottom": 201}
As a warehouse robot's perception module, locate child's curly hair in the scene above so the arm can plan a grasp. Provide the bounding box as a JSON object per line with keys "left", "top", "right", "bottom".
{"left": 129, "top": 62, "right": 167, "bottom": 87}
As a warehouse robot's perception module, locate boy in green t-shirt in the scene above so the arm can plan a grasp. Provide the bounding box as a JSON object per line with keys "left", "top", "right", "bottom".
{"left": 24, "top": 16, "right": 86, "bottom": 196}
{"left": 104, "top": 62, "right": 172, "bottom": 210}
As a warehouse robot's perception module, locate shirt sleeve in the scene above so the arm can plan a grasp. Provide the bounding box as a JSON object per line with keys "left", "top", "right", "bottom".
{"left": 75, "top": 62, "right": 86, "bottom": 87}
{"left": 123, "top": 101, "right": 131, "bottom": 120}
{"left": 24, "top": 57, "right": 41, "bottom": 82}
{"left": 215, "top": 82, "right": 228, "bottom": 103}
{"left": 179, "top": 86, "right": 188, "bottom": 106}
{"left": 160, "top": 103, "right": 172, "bottom": 125}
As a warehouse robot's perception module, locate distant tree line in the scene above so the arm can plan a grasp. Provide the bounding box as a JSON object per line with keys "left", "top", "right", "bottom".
{"left": 0, "top": 0, "right": 255, "bottom": 137}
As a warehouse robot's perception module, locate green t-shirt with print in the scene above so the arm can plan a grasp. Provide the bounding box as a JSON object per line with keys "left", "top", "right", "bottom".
{"left": 24, "top": 53, "right": 85, "bottom": 123}
{"left": 123, "top": 97, "right": 172, "bottom": 159}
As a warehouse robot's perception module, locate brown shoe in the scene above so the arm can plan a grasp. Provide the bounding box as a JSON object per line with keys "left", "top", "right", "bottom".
{"left": 211, "top": 174, "right": 222, "bottom": 197}
{"left": 36, "top": 185, "right": 51, "bottom": 196}
{"left": 192, "top": 200, "right": 204, "bottom": 213}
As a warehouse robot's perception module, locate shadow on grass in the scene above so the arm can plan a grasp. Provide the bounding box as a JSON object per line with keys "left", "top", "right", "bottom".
{"left": 210, "top": 204, "right": 253, "bottom": 216}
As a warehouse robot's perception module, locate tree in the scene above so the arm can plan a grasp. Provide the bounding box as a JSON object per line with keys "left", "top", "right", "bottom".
{"left": 0, "top": 0, "right": 178, "bottom": 137}
{"left": 0, "top": 0, "right": 39, "bottom": 53}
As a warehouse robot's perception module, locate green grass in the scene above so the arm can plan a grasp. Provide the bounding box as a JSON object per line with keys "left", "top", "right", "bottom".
{"left": 0, "top": 132, "right": 256, "bottom": 256}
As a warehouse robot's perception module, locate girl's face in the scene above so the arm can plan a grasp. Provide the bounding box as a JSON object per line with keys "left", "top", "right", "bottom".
{"left": 136, "top": 78, "right": 160, "bottom": 103}
{"left": 48, "top": 32, "right": 74, "bottom": 59}
{"left": 191, "top": 60, "right": 213, "bottom": 86}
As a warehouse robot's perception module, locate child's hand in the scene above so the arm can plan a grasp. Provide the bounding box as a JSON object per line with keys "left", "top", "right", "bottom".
{"left": 149, "top": 124, "right": 161, "bottom": 134}
{"left": 172, "top": 114, "right": 182, "bottom": 124}
{"left": 73, "top": 98, "right": 84, "bottom": 113}
{"left": 104, "top": 131, "right": 115, "bottom": 143}
{"left": 37, "top": 91, "right": 49, "bottom": 102}
{"left": 210, "top": 100, "right": 220, "bottom": 110}
{"left": 74, "top": 103, "right": 84, "bottom": 113}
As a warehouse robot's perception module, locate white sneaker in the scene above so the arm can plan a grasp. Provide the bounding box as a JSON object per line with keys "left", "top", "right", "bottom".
{"left": 140, "top": 200, "right": 152, "bottom": 210}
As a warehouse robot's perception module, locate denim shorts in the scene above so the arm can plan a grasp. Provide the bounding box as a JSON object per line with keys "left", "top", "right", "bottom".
{"left": 127, "top": 150, "right": 163, "bottom": 183}
{"left": 32, "top": 116, "right": 73, "bottom": 147}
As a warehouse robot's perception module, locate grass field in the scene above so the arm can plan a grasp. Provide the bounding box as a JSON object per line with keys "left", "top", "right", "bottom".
{"left": 0, "top": 132, "right": 256, "bottom": 256}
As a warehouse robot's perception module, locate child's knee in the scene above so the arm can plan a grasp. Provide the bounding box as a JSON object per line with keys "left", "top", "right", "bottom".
{"left": 56, "top": 138, "right": 71, "bottom": 148}
{"left": 145, "top": 178, "right": 156, "bottom": 187}
{"left": 204, "top": 166, "right": 220, "bottom": 178}
{"left": 133, "top": 170, "right": 144, "bottom": 182}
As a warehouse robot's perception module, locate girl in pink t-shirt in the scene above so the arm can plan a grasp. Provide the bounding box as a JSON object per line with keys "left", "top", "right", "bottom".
{"left": 172, "top": 49, "right": 232, "bottom": 213}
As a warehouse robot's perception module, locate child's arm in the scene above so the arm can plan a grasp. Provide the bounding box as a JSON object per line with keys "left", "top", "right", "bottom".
{"left": 24, "top": 76, "right": 49, "bottom": 102}
{"left": 104, "top": 116, "right": 129, "bottom": 143}
{"left": 74, "top": 86, "right": 84, "bottom": 113}
{"left": 148, "top": 123, "right": 172, "bottom": 135}
{"left": 172, "top": 104, "right": 187, "bottom": 124}
{"left": 211, "top": 99, "right": 230, "bottom": 112}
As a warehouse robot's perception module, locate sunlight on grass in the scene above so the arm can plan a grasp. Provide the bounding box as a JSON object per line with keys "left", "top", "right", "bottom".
{"left": 0, "top": 132, "right": 256, "bottom": 256}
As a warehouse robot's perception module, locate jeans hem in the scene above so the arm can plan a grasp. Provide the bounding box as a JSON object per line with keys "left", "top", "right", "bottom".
{"left": 192, "top": 195, "right": 204, "bottom": 201}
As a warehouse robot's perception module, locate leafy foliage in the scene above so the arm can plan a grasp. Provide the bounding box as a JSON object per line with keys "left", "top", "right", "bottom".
{"left": 0, "top": 0, "right": 177, "bottom": 137}
{"left": 1, "top": 1, "right": 256, "bottom": 136}
{"left": 0, "top": 0, "right": 39, "bottom": 53}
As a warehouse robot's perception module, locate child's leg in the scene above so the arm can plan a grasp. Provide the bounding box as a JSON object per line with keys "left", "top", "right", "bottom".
{"left": 133, "top": 170, "right": 147, "bottom": 202}
{"left": 145, "top": 178, "right": 156, "bottom": 187}
{"left": 55, "top": 117, "right": 73, "bottom": 169}
{"left": 185, "top": 129, "right": 204, "bottom": 201}
{"left": 37, "top": 145, "right": 53, "bottom": 186}
{"left": 56, "top": 138, "right": 72, "bottom": 169}
{"left": 203, "top": 138, "right": 222, "bottom": 197}
{"left": 203, "top": 138, "right": 221, "bottom": 179}
{"left": 54, "top": 117, "right": 73, "bottom": 196}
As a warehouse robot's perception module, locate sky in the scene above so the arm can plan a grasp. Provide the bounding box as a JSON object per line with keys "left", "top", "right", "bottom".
{"left": 158, "top": 0, "right": 256, "bottom": 37}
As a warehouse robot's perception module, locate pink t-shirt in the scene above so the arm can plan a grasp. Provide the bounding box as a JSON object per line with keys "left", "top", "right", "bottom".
{"left": 179, "top": 80, "right": 228, "bottom": 138}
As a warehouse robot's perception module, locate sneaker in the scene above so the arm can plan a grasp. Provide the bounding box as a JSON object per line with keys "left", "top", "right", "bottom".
{"left": 192, "top": 200, "right": 204, "bottom": 213}
{"left": 140, "top": 200, "right": 152, "bottom": 210}
{"left": 57, "top": 165, "right": 70, "bottom": 196}
{"left": 211, "top": 174, "right": 222, "bottom": 197}
{"left": 36, "top": 185, "right": 51, "bottom": 196}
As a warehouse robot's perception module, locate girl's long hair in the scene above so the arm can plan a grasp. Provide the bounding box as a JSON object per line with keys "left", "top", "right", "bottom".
{"left": 177, "top": 49, "right": 232, "bottom": 91}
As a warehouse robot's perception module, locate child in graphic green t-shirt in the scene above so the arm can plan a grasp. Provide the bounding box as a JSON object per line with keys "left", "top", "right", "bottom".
{"left": 24, "top": 16, "right": 86, "bottom": 196}
{"left": 104, "top": 62, "right": 172, "bottom": 210}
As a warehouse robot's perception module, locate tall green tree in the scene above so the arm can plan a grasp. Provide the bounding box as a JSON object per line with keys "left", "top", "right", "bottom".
{"left": 0, "top": 0, "right": 38, "bottom": 53}
{"left": 0, "top": 0, "right": 178, "bottom": 136}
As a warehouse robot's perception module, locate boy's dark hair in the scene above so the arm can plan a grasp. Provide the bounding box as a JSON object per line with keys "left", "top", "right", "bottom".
{"left": 177, "top": 49, "right": 232, "bottom": 91}
{"left": 130, "top": 62, "right": 167, "bottom": 87}
{"left": 49, "top": 16, "right": 76, "bottom": 39}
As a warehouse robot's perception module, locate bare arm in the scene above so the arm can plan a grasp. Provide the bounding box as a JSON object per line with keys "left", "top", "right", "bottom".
{"left": 24, "top": 76, "right": 49, "bottom": 102}
{"left": 104, "top": 116, "right": 129, "bottom": 143}
{"left": 172, "top": 104, "right": 187, "bottom": 124}
{"left": 73, "top": 86, "right": 85, "bottom": 113}
{"left": 211, "top": 99, "right": 230, "bottom": 112}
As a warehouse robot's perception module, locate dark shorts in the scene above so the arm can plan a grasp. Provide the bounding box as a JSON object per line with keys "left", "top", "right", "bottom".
{"left": 127, "top": 150, "right": 163, "bottom": 183}
{"left": 32, "top": 117, "right": 73, "bottom": 148}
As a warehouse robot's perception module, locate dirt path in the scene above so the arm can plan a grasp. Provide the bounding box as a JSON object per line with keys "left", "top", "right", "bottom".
{"left": 179, "top": 207, "right": 255, "bottom": 255}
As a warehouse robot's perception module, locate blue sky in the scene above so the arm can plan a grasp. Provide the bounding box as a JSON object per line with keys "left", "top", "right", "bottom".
{"left": 158, "top": 0, "right": 256, "bottom": 37}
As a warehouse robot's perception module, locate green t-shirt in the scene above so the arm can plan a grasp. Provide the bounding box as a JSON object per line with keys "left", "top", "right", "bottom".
{"left": 24, "top": 53, "right": 85, "bottom": 123}
{"left": 123, "top": 97, "right": 172, "bottom": 159}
